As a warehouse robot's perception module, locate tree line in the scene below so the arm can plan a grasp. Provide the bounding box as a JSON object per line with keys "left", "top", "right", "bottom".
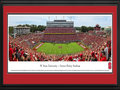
{"left": 75, "top": 26, "right": 104, "bottom": 32}
{"left": 9, "top": 24, "right": 104, "bottom": 34}
{"left": 75, "top": 26, "right": 94, "bottom": 32}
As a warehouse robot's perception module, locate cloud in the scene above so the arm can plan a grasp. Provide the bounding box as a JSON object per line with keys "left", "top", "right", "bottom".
{"left": 8, "top": 14, "right": 112, "bottom": 27}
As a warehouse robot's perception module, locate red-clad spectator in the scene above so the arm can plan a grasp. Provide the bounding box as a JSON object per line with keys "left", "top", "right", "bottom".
{"left": 20, "top": 49, "right": 24, "bottom": 57}
{"left": 30, "top": 53, "right": 33, "bottom": 61}
{"left": 78, "top": 54, "right": 85, "bottom": 61}
{"left": 95, "top": 52, "right": 99, "bottom": 60}
{"left": 100, "top": 48, "right": 105, "bottom": 59}
{"left": 68, "top": 56, "right": 73, "bottom": 61}
{"left": 91, "top": 51, "right": 98, "bottom": 61}
{"left": 13, "top": 55, "right": 18, "bottom": 61}
{"left": 100, "top": 52, "right": 107, "bottom": 61}
{"left": 9, "top": 44, "right": 13, "bottom": 61}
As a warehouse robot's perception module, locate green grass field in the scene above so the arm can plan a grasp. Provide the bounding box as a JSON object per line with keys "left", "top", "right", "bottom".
{"left": 36, "top": 42, "right": 84, "bottom": 55}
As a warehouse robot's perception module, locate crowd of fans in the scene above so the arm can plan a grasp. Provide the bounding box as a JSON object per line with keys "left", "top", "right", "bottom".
{"left": 9, "top": 31, "right": 111, "bottom": 62}
{"left": 43, "top": 34, "right": 78, "bottom": 43}
{"left": 43, "top": 27, "right": 77, "bottom": 43}
{"left": 45, "top": 27, "right": 76, "bottom": 33}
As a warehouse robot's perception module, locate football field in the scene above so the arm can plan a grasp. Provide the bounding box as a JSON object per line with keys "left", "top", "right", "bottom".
{"left": 36, "top": 42, "right": 84, "bottom": 55}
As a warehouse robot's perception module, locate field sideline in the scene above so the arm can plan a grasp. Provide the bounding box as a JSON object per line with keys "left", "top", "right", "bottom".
{"left": 36, "top": 42, "right": 84, "bottom": 55}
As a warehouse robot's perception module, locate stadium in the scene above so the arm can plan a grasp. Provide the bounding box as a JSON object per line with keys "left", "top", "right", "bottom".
{"left": 9, "top": 19, "right": 111, "bottom": 62}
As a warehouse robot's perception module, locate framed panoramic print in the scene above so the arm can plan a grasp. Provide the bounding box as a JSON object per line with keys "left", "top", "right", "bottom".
{"left": 1, "top": 0, "right": 120, "bottom": 89}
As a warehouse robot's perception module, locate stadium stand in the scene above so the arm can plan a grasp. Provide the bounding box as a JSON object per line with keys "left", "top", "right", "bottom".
{"left": 42, "top": 20, "right": 78, "bottom": 43}
{"left": 9, "top": 31, "right": 111, "bottom": 61}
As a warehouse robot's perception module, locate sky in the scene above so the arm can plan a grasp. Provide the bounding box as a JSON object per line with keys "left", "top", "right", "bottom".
{"left": 8, "top": 14, "right": 112, "bottom": 27}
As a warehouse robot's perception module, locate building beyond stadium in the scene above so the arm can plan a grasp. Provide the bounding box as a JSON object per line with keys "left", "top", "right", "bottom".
{"left": 13, "top": 26, "right": 30, "bottom": 35}
{"left": 42, "top": 20, "right": 78, "bottom": 43}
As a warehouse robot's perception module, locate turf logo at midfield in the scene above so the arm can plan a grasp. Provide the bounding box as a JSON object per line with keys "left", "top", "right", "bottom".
{"left": 58, "top": 46, "right": 62, "bottom": 48}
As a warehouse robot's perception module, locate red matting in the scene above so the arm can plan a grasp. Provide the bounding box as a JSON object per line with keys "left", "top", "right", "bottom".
{"left": 3, "top": 6, "right": 117, "bottom": 84}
